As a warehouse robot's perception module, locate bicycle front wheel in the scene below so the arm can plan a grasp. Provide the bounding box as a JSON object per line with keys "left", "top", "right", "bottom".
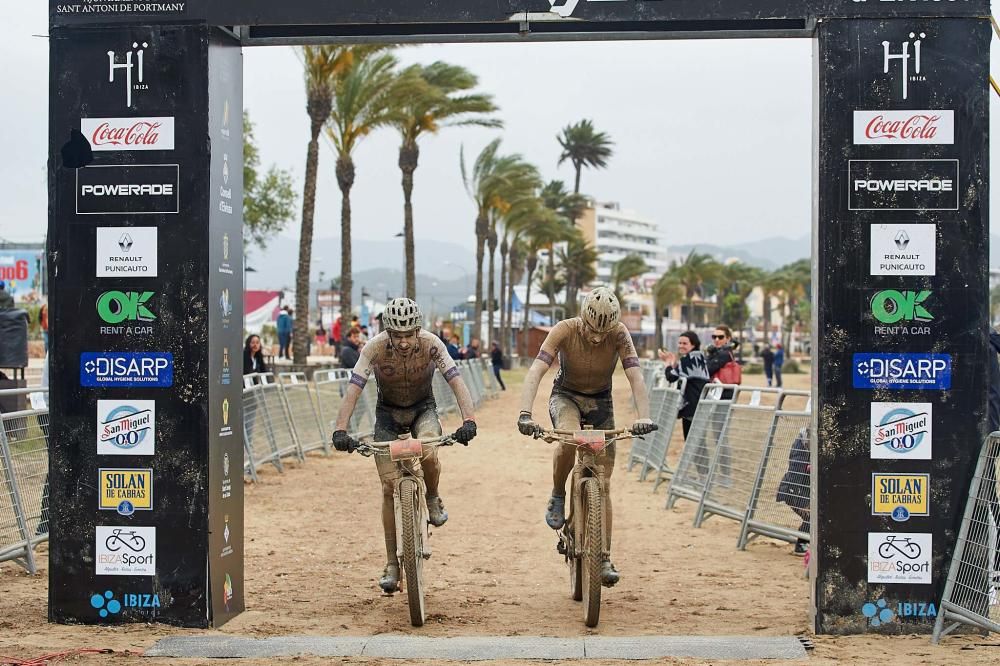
{"left": 399, "top": 478, "right": 426, "bottom": 627}
{"left": 581, "top": 478, "right": 603, "bottom": 627}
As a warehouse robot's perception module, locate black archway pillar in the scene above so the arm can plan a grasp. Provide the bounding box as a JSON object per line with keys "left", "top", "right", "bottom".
{"left": 47, "top": 24, "right": 245, "bottom": 627}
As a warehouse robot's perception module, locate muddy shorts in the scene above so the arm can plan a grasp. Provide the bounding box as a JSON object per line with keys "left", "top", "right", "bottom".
{"left": 548, "top": 387, "right": 616, "bottom": 476}
{"left": 373, "top": 397, "right": 442, "bottom": 483}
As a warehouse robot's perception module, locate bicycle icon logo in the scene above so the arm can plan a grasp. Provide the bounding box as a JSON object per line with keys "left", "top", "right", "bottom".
{"left": 105, "top": 528, "right": 146, "bottom": 553}
{"left": 877, "top": 535, "right": 922, "bottom": 560}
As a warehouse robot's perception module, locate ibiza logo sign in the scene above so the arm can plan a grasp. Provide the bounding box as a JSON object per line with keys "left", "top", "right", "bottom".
{"left": 107, "top": 41, "right": 150, "bottom": 108}
{"left": 881, "top": 32, "right": 926, "bottom": 100}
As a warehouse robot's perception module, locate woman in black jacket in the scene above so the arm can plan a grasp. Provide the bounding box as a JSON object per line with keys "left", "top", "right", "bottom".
{"left": 243, "top": 334, "right": 268, "bottom": 375}
{"left": 658, "top": 331, "right": 710, "bottom": 439}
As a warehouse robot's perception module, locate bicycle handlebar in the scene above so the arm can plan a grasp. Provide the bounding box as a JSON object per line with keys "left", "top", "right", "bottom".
{"left": 532, "top": 427, "right": 636, "bottom": 446}
{"left": 355, "top": 435, "right": 456, "bottom": 457}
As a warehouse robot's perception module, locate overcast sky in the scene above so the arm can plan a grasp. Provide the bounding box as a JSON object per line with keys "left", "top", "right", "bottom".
{"left": 4, "top": 4, "right": 999, "bottom": 256}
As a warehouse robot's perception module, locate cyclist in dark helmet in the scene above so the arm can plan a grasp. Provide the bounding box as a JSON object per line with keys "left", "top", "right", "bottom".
{"left": 517, "top": 287, "right": 656, "bottom": 587}
{"left": 332, "top": 298, "right": 478, "bottom": 594}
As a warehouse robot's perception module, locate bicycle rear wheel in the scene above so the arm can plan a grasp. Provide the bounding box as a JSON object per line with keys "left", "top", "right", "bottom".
{"left": 581, "top": 478, "right": 603, "bottom": 627}
{"left": 399, "top": 478, "right": 426, "bottom": 627}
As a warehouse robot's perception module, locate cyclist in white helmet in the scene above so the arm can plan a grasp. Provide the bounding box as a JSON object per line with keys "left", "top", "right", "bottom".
{"left": 333, "top": 298, "right": 478, "bottom": 593}
{"left": 517, "top": 287, "right": 656, "bottom": 586}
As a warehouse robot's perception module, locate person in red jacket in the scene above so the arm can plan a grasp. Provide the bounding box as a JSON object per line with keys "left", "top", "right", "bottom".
{"left": 331, "top": 315, "right": 343, "bottom": 357}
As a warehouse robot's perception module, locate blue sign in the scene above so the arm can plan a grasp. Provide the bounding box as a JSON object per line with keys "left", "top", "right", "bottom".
{"left": 80, "top": 352, "right": 174, "bottom": 387}
{"left": 0, "top": 249, "right": 43, "bottom": 301}
{"left": 853, "top": 353, "right": 951, "bottom": 390}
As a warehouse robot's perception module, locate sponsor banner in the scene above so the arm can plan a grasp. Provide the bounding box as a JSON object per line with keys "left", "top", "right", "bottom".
{"left": 99, "top": 468, "right": 152, "bottom": 515}
{"left": 871, "top": 473, "right": 929, "bottom": 522}
{"left": 870, "top": 289, "right": 932, "bottom": 336}
{"left": 0, "top": 250, "right": 43, "bottom": 301}
{"left": 77, "top": 164, "right": 179, "bottom": 215}
{"left": 97, "top": 290, "right": 156, "bottom": 336}
{"left": 861, "top": 598, "right": 937, "bottom": 627}
{"left": 849, "top": 159, "right": 959, "bottom": 211}
{"left": 95, "top": 526, "right": 156, "bottom": 576}
{"left": 870, "top": 402, "right": 931, "bottom": 460}
{"left": 96, "top": 227, "right": 157, "bottom": 277}
{"left": 81, "top": 117, "right": 174, "bottom": 151}
{"left": 81, "top": 352, "right": 173, "bottom": 388}
{"left": 97, "top": 400, "right": 155, "bottom": 456}
{"left": 868, "top": 532, "right": 932, "bottom": 584}
{"left": 870, "top": 224, "right": 935, "bottom": 276}
{"left": 853, "top": 111, "right": 954, "bottom": 145}
{"left": 853, "top": 353, "right": 951, "bottom": 390}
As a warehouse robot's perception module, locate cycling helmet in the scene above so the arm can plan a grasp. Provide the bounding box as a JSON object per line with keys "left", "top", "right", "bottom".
{"left": 382, "top": 297, "right": 423, "bottom": 332}
{"left": 581, "top": 287, "right": 620, "bottom": 333}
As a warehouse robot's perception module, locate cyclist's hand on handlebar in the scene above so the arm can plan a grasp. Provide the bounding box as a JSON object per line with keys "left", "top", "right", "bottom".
{"left": 517, "top": 411, "right": 542, "bottom": 437}
{"left": 631, "top": 419, "right": 658, "bottom": 436}
{"left": 332, "top": 430, "right": 359, "bottom": 453}
{"left": 452, "top": 419, "right": 477, "bottom": 445}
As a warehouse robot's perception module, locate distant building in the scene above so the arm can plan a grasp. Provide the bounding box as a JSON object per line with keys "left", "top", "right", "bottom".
{"left": 576, "top": 201, "right": 668, "bottom": 288}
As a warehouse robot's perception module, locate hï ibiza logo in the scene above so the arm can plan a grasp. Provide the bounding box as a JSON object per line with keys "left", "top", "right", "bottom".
{"left": 548, "top": 0, "right": 630, "bottom": 18}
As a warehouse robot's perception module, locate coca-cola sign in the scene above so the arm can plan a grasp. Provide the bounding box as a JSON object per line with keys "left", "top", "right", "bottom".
{"left": 853, "top": 111, "right": 954, "bottom": 145}
{"left": 81, "top": 117, "right": 175, "bottom": 152}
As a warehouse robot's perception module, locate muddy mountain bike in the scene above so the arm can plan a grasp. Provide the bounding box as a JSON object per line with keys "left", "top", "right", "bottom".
{"left": 531, "top": 426, "right": 640, "bottom": 628}
{"left": 356, "top": 433, "right": 455, "bottom": 627}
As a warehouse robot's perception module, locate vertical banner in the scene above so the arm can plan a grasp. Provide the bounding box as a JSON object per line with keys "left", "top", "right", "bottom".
{"left": 48, "top": 24, "right": 243, "bottom": 627}
{"left": 814, "top": 19, "right": 989, "bottom": 633}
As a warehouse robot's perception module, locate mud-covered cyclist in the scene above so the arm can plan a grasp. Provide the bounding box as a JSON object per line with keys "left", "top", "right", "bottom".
{"left": 517, "top": 287, "right": 656, "bottom": 587}
{"left": 331, "top": 298, "right": 478, "bottom": 593}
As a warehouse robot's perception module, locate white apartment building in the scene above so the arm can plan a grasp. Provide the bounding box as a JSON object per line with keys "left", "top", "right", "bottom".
{"left": 577, "top": 201, "right": 668, "bottom": 287}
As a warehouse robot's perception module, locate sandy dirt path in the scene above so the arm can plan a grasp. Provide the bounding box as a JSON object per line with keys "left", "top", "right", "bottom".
{"left": 1, "top": 367, "right": 997, "bottom": 665}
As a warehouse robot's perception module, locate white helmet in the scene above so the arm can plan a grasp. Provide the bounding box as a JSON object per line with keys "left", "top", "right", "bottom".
{"left": 581, "top": 287, "right": 621, "bottom": 333}
{"left": 382, "top": 297, "right": 422, "bottom": 332}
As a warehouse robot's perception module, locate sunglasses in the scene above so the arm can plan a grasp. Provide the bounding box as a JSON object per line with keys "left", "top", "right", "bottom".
{"left": 711, "top": 334, "right": 726, "bottom": 340}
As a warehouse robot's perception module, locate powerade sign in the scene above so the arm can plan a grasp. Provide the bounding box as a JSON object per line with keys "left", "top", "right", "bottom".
{"left": 81, "top": 352, "right": 173, "bottom": 387}
{"left": 853, "top": 353, "right": 951, "bottom": 390}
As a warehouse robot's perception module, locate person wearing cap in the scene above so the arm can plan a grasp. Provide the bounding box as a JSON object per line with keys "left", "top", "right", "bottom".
{"left": 0, "top": 281, "right": 13, "bottom": 311}
{"left": 516, "top": 286, "right": 656, "bottom": 587}
{"left": 331, "top": 297, "right": 478, "bottom": 594}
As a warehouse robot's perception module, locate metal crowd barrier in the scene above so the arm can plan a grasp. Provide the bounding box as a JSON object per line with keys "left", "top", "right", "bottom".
{"left": 933, "top": 431, "right": 1000, "bottom": 643}
{"left": 627, "top": 387, "right": 668, "bottom": 473}
{"left": 313, "top": 369, "right": 350, "bottom": 437}
{"left": 242, "top": 374, "right": 284, "bottom": 479}
{"left": 642, "top": 378, "right": 686, "bottom": 490}
{"left": 664, "top": 384, "right": 739, "bottom": 510}
{"left": 693, "top": 387, "right": 782, "bottom": 528}
{"left": 0, "top": 388, "right": 49, "bottom": 574}
{"left": 432, "top": 371, "right": 459, "bottom": 416}
{"left": 738, "top": 391, "right": 812, "bottom": 549}
{"left": 277, "top": 372, "right": 329, "bottom": 455}
{"left": 478, "top": 358, "right": 499, "bottom": 399}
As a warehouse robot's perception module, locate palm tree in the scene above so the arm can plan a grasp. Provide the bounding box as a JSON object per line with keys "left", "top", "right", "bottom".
{"left": 668, "top": 251, "right": 722, "bottom": 327}
{"left": 653, "top": 273, "right": 683, "bottom": 350}
{"left": 326, "top": 50, "right": 402, "bottom": 324}
{"left": 557, "top": 119, "right": 614, "bottom": 193}
{"left": 391, "top": 62, "right": 501, "bottom": 299}
{"left": 611, "top": 253, "right": 650, "bottom": 300}
{"left": 497, "top": 196, "right": 543, "bottom": 355}
{"left": 292, "top": 46, "right": 358, "bottom": 363}
{"left": 556, "top": 230, "right": 599, "bottom": 318}
{"left": 718, "top": 262, "right": 763, "bottom": 349}
{"left": 538, "top": 180, "right": 585, "bottom": 321}
{"left": 520, "top": 213, "right": 568, "bottom": 355}
{"left": 769, "top": 259, "right": 811, "bottom": 349}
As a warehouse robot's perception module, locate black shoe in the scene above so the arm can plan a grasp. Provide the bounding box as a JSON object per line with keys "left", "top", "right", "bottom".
{"left": 793, "top": 540, "right": 808, "bottom": 557}
{"left": 601, "top": 561, "right": 620, "bottom": 587}
{"left": 545, "top": 494, "right": 566, "bottom": 530}
{"left": 427, "top": 495, "right": 448, "bottom": 527}
{"left": 379, "top": 563, "right": 400, "bottom": 593}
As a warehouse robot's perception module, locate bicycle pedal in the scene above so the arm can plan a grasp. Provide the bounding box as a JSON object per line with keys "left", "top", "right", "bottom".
{"left": 556, "top": 540, "right": 567, "bottom": 555}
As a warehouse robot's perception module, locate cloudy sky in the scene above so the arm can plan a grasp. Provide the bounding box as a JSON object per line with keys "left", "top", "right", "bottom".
{"left": 5, "top": 5, "right": 998, "bottom": 259}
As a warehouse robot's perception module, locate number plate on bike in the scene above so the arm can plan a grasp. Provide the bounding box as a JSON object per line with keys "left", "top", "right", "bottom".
{"left": 389, "top": 439, "right": 423, "bottom": 461}
{"left": 574, "top": 430, "right": 607, "bottom": 453}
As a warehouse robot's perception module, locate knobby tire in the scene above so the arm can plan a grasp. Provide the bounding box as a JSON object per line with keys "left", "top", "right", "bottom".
{"left": 581, "top": 478, "right": 603, "bottom": 627}
{"left": 399, "top": 478, "right": 425, "bottom": 627}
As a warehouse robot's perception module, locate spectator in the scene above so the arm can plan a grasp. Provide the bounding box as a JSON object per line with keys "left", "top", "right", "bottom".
{"left": 490, "top": 341, "right": 506, "bottom": 390}
{"left": 776, "top": 427, "right": 811, "bottom": 556}
{"left": 315, "top": 319, "right": 327, "bottom": 348}
{"left": 761, "top": 343, "right": 774, "bottom": 387}
{"left": 706, "top": 325, "right": 741, "bottom": 399}
{"left": 39, "top": 303, "right": 49, "bottom": 353}
{"left": 339, "top": 326, "right": 363, "bottom": 369}
{"left": 243, "top": 334, "right": 268, "bottom": 375}
{"left": 658, "top": 331, "right": 710, "bottom": 439}
{"left": 464, "top": 337, "right": 481, "bottom": 360}
{"left": 276, "top": 306, "right": 293, "bottom": 360}
{"left": 773, "top": 342, "right": 785, "bottom": 388}
{"left": 447, "top": 335, "right": 462, "bottom": 360}
{"left": 0, "top": 281, "right": 13, "bottom": 311}
{"left": 331, "top": 314, "right": 343, "bottom": 354}
{"left": 360, "top": 325, "right": 369, "bottom": 342}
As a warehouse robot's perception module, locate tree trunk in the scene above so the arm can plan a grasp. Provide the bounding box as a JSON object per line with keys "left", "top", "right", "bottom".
{"left": 486, "top": 223, "right": 498, "bottom": 347}
{"left": 522, "top": 263, "right": 536, "bottom": 358}
{"left": 292, "top": 114, "right": 324, "bottom": 364}
{"left": 399, "top": 141, "right": 419, "bottom": 300}
{"left": 506, "top": 265, "right": 516, "bottom": 358}
{"left": 499, "top": 237, "right": 509, "bottom": 356}
{"left": 573, "top": 162, "right": 582, "bottom": 194}
{"left": 337, "top": 154, "right": 355, "bottom": 324}
{"left": 654, "top": 307, "right": 663, "bottom": 350}
{"left": 761, "top": 288, "right": 772, "bottom": 343}
{"left": 547, "top": 245, "right": 557, "bottom": 324}
{"left": 473, "top": 212, "right": 487, "bottom": 340}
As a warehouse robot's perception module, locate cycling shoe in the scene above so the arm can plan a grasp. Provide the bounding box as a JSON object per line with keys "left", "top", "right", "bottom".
{"left": 601, "top": 560, "right": 620, "bottom": 588}
{"left": 426, "top": 495, "right": 448, "bottom": 527}
{"left": 546, "top": 494, "right": 566, "bottom": 530}
{"left": 379, "top": 563, "right": 400, "bottom": 593}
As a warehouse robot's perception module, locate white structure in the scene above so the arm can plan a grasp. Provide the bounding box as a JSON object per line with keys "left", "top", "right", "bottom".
{"left": 577, "top": 201, "right": 668, "bottom": 287}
